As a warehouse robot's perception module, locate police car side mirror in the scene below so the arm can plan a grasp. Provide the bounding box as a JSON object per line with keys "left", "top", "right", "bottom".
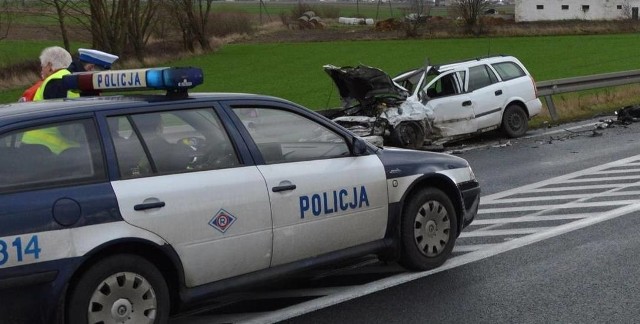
{"left": 352, "top": 137, "right": 369, "bottom": 156}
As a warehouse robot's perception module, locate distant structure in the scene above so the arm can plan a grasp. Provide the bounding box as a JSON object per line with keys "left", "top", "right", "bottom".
{"left": 515, "top": 0, "right": 640, "bottom": 22}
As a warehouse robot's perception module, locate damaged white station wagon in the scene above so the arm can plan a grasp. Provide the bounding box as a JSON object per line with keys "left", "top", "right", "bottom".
{"left": 324, "top": 55, "right": 542, "bottom": 148}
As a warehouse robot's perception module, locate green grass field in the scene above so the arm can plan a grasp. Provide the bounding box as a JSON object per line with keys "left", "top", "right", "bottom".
{"left": 169, "top": 34, "right": 640, "bottom": 110}
{"left": 0, "top": 40, "right": 87, "bottom": 67}
{"left": 2, "top": 33, "right": 639, "bottom": 109}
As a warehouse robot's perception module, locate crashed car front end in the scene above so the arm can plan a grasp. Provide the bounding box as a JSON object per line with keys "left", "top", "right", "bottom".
{"left": 323, "top": 64, "right": 434, "bottom": 149}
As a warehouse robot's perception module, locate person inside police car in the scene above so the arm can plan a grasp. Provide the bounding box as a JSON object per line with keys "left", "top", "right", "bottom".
{"left": 133, "top": 114, "right": 194, "bottom": 173}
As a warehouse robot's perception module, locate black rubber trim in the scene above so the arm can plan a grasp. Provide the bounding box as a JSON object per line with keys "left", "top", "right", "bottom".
{"left": 0, "top": 270, "right": 58, "bottom": 290}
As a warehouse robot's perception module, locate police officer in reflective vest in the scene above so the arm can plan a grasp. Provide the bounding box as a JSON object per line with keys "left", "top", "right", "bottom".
{"left": 25, "top": 47, "right": 79, "bottom": 152}
{"left": 33, "top": 46, "right": 78, "bottom": 101}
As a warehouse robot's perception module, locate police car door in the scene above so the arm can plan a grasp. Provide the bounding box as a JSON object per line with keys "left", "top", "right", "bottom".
{"left": 225, "top": 103, "right": 388, "bottom": 266}
{"left": 102, "top": 107, "right": 273, "bottom": 287}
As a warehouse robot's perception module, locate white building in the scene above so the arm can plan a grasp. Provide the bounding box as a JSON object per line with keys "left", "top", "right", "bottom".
{"left": 515, "top": 0, "right": 640, "bottom": 22}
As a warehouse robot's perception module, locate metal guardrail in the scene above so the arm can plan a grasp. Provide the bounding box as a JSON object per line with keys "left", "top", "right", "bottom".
{"left": 536, "top": 69, "right": 640, "bottom": 121}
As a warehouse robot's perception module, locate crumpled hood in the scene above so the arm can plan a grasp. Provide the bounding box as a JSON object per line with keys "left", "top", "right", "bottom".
{"left": 324, "top": 64, "right": 407, "bottom": 107}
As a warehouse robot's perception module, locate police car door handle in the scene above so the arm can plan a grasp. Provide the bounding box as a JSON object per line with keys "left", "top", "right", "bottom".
{"left": 495, "top": 90, "right": 503, "bottom": 96}
{"left": 134, "top": 201, "right": 166, "bottom": 211}
{"left": 462, "top": 100, "right": 472, "bottom": 106}
{"left": 272, "top": 184, "right": 297, "bottom": 192}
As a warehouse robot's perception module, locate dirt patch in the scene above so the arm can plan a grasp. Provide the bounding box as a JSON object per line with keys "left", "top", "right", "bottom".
{"left": 5, "top": 24, "right": 91, "bottom": 42}
{"left": 7, "top": 16, "right": 640, "bottom": 45}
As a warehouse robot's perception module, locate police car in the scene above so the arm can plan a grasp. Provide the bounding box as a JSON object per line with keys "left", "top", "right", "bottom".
{"left": 0, "top": 67, "right": 480, "bottom": 323}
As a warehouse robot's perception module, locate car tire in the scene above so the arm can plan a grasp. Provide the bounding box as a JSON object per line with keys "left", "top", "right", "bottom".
{"left": 502, "top": 105, "right": 528, "bottom": 138}
{"left": 66, "top": 254, "right": 170, "bottom": 324}
{"left": 399, "top": 188, "right": 457, "bottom": 271}
{"left": 390, "top": 122, "right": 425, "bottom": 149}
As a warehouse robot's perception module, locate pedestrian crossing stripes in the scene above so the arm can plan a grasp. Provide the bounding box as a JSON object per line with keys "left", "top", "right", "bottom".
{"left": 455, "top": 154, "right": 640, "bottom": 254}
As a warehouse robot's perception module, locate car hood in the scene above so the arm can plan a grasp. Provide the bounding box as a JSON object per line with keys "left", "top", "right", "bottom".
{"left": 323, "top": 64, "right": 407, "bottom": 106}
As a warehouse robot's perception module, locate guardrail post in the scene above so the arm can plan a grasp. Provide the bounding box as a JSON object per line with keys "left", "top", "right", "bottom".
{"left": 543, "top": 95, "right": 558, "bottom": 122}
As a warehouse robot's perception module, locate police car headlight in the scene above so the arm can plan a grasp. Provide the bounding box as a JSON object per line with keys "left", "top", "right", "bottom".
{"left": 468, "top": 166, "right": 476, "bottom": 181}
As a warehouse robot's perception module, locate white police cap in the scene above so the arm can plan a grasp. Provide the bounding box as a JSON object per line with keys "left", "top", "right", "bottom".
{"left": 78, "top": 48, "right": 119, "bottom": 70}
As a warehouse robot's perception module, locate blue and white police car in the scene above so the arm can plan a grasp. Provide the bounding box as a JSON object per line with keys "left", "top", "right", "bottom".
{"left": 0, "top": 67, "right": 480, "bottom": 323}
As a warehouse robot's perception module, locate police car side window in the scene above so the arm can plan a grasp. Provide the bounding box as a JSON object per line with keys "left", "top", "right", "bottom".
{"left": 232, "top": 107, "right": 350, "bottom": 164}
{"left": 108, "top": 116, "right": 152, "bottom": 179}
{"left": 109, "top": 109, "right": 239, "bottom": 178}
{"left": 0, "top": 119, "right": 106, "bottom": 193}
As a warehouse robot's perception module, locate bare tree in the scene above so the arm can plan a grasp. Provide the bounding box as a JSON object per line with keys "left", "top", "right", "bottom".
{"left": 404, "top": 0, "right": 431, "bottom": 37}
{"left": 38, "top": 0, "right": 72, "bottom": 50}
{"left": 0, "top": 0, "right": 13, "bottom": 41}
{"left": 168, "top": 0, "right": 214, "bottom": 52}
{"left": 71, "top": 0, "right": 130, "bottom": 55}
{"left": 63, "top": 0, "right": 161, "bottom": 62}
{"left": 127, "top": 0, "right": 162, "bottom": 62}
{"left": 452, "top": 0, "right": 490, "bottom": 35}
{"left": 621, "top": 1, "right": 633, "bottom": 19}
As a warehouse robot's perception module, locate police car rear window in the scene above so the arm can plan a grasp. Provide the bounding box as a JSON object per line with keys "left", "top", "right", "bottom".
{"left": 0, "top": 119, "right": 106, "bottom": 192}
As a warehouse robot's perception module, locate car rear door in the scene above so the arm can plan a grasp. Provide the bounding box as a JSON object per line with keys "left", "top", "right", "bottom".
{"left": 0, "top": 115, "right": 116, "bottom": 261}
{"left": 223, "top": 101, "right": 389, "bottom": 266}
{"left": 99, "top": 105, "right": 273, "bottom": 287}
{"left": 465, "top": 64, "right": 504, "bottom": 130}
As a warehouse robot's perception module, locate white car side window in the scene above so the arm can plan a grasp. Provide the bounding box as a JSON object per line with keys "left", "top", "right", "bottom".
{"left": 468, "top": 65, "right": 499, "bottom": 92}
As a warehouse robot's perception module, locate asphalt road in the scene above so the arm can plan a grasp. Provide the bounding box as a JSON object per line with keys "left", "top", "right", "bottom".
{"left": 283, "top": 115, "right": 640, "bottom": 323}
{"left": 173, "top": 114, "right": 640, "bottom": 323}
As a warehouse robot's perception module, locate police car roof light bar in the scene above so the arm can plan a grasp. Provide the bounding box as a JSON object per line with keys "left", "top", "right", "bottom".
{"left": 62, "top": 67, "right": 204, "bottom": 96}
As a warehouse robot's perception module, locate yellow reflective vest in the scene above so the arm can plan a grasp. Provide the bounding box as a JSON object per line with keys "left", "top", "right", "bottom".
{"left": 33, "top": 69, "right": 80, "bottom": 101}
{"left": 26, "top": 69, "right": 80, "bottom": 153}
{"left": 21, "top": 127, "right": 78, "bottom": 154}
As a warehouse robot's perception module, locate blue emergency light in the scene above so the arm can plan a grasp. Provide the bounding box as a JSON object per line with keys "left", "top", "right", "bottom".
{"left": 63, "top": 67, "right": 204, "bottom": 94}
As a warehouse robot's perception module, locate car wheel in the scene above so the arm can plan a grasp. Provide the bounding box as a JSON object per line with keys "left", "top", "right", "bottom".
{"left": 502, "top": 105, "right": 528, "bottom": 138}
{"left": 399, "top": 188, "right": 457, "bottom": 271}
{"left": 390, "top": 122, "right": 425, "bottom": 149}
{"left": 67, "top": 254, "right": 170, "bottom": 324}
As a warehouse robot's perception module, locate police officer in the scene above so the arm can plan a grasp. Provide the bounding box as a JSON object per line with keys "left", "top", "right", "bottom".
{"left": 33, "top": 46, "right": 77, "bottom": 101}
{"left": 68, "top": 48, "right": 119, "bottom": 73}
{"left": 67, "top": 48, "right": 119, "bottom": 96}
{"left": 25, "top": 47, "right": 78, "bottom": 152}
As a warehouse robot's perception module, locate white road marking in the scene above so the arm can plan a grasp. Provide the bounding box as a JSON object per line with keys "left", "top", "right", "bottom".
{"left": 523, "top": 184, "right": 623, "bottom": 192}
{"left": 460, "top": 227, "right": 554, "bottom": 237}
{"left": 485, "top": 190, "right": 640, "bottom": 204}
{"left": 480, "top": 154, "right": 640, "bottom": 202}
{"left": 470, "top": 214, "right": 597, "bottom": 225}
{"left": 479, "top": 200, "right": 638, "bottom": 214}
{"left": 237, "top": 154, "right": 640, "bottom": 324}
{"left": 454, "top": 243, "right": 501, "bottom": 252}
{"left": 241, "top": 205, "right": 640, "bottom": 324}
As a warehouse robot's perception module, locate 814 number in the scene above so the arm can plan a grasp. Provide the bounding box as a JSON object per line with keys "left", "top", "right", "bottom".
{"left": 0, "top": 235, "right": 41, "bottom": 266}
